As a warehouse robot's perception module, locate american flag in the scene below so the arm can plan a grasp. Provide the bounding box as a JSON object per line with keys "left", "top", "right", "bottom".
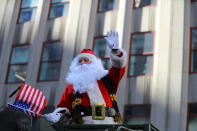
{"left": 8, "top": 83, "right": 47, "bottom": 118}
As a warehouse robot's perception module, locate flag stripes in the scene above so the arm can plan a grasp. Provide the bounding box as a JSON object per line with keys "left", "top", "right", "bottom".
{"left": 9, "top": 83, "right": 47, "bottom": 118}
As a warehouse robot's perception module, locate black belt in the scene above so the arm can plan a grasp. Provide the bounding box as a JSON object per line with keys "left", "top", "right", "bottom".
{"left": 81, "top": 106, "right": 116, "bottom": 117}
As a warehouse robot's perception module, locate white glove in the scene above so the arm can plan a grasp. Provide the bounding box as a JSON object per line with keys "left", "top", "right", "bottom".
{"left": 43, "top": 112, "right": 62, "bottom": 123}
{"left": 105, "top": 30, "right": 119, "bottom": 49}
{"left": 43, "top": 107, "right": 68, "bottom": 124}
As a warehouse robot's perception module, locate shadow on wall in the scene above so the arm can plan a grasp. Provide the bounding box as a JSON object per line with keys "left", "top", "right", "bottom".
{"left": 0, "top": 107, "right": 31, "bottom": 131}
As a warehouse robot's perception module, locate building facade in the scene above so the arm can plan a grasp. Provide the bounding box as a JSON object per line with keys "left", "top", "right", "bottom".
{"left": 0, "top": 0, "right": 197, "bottom": 131}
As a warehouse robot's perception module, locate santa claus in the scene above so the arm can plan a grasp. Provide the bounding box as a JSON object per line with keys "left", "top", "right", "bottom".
{"left": 44, "top": 30, "right": 127, "bottom": 125}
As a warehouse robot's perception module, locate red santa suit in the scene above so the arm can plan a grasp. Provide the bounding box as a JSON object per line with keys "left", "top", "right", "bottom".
{"left": 57, "top": 48, "right": 127, "bottom": 124}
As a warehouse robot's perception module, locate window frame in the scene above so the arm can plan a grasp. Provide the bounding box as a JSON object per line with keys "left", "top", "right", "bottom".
{"left": 97, "top": 0, "right": 118, "bottom": 13}
{"left": 128, "top": 31, "right": 155, "bottom": 77}
{"left": 5, "top": 44, "right": 30, "bottom": 84}
{"left": 190, "top": 27, "right": 197, "bottom": 74}
{"left": 48, "top": 0, "right": 70, "bottom": 20}
{"left": 133, "top": 0, "right": 157, "bottom": 9}
{"left": 37, "top": 40, "right": 64, "bottom": 82}
{"left": 17, "top": 0, "right": 38, "bottom": 24}
{"left": 123, "top": 104, "right": 151, "bottom": 124}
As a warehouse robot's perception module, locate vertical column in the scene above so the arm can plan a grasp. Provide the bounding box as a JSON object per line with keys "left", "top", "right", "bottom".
{"left": 55, "top": 0, "right": 82, "bottom": 104}
{"left": 116, "top": 0, "right": 132, "bottom": 114}
{"left": 0, "top": 0, "right": 20, "bottom": 107}
{"left": 151, "top": 0, "right": 188, "bottom": 131}
{"left": 166, "top": 0, "right": 189, "bottom": 131}
{"left": 74, "top": 0, "right": 96, "bottom": 53}
{"left": 26, "top": 0, "right": 49, "bottom": 85}
{"left": 151, "top": 0, "right": 173, "bottom": 130}
{"left": 0, "top": 0, "right": 8, "bottom": 52}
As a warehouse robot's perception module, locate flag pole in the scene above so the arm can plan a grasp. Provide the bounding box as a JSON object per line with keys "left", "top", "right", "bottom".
{"left": 15, "top": 72, "right": 26, "bottom": 82}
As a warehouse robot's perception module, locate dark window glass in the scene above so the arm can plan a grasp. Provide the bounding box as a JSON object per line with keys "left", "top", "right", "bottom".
{"left": 125, "top": 105, "right": 151, "bottom": 116}
{"left": 130, "top": 55, "right": 153, "bottom": 76}
{"left": 38, "top": 42, "right": 63, "bottom": 81}
{"left": 10, "top": 46, "right": 29, "bottom": 64}
{"left": 188, "top": 117, "right": 197, "bottom": 131}
{"left": 94, "top": 38, "right": 110, "bottom": 57}
{"left": 191, "top": 0, "right": 197, "bottom": 3}
{"left": 93, "top": 38, "right": 111, "bottom": 69}
{"left": 101, "top": 58, "right": 111, "bottom": 69}
{"left": 98, "top": 0, "right": 115, "bottom": 12}
{"left": 131, "top": 33, "right": 153, "bottom": 54}
{"left": 192, "top": 29, "right": 197, "bottom": 49}
{"left": 39, "top": 63, "right": 61, "bottom": 81}
{"left": 189, "top": 104, "right": 197, "bottom": 114}
{"left": 42, "top": 43, "right": 63, "bottom": 61}
{"left": 134, "top": 0, "right": 152, "bottom": 8}
{"left": 192, "top": 52, "right": 197, "bottom": 72}
{"left": 49, "top": 2, "right": 69, "bottom": 19}
{"left": 191, "top": 28, "right": 197, "bottom": 72}
{"left": 124, "top": 105, "right": 150, "bottom": 124}
{"left": 7, "top": 46, "right": 29, "bottom": 83}
{"left": 18, "top": 0, "right": 38, "bottom": 23}
{"left": 22, "top": 0, "right": 39, "bottom": 8}
{"left": 188, "top": 104, "right": 197, "bottom": 131}
{"left": 52, "top": 0, "right": 68, "bottom": 3}
{"left": 19, "top": 8, "right": 36, "bottom": 23}
{"left": 7, "top": 65, "right": 28, "bottom": 83}
{"left": 129, "top": 32, "right": 154, "bottom": 76}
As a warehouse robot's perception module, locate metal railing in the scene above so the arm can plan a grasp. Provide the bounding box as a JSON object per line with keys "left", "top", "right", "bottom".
{"left": 58, "top": 124, "right": 159, "bottom": 131}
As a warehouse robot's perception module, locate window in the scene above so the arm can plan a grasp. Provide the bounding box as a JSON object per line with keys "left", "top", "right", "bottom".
{"left": 93, "top": 37, "right": 111, "bottom": 69}
{"left": 133, "top": 0, "right": 156, "bottom": 8}
{"left": 191, "top": 0, "right": 197, "bottom": 2}
{"left": 98, "top": 0, "right": 117, "bottom": 12}
{"left": 18, "top": 0, "right": 39, "bottom": 23}
{"left": 190, "top": 28, "right": 197, "bottom": 73}
{"left": 129, "top": 32, "right": 154, "bottom": 76}
{"left": 187, "top": 104, "right": 197, "bottom": 131}
{"left": 38, "top": 41, "right": 63, "bottom": 81}
{"left": 49, "top": 0, "right": 70, "bottom": 19}
{"left": 124, "top": 105, "right": 151, "bottom": 124}
{"left": 6, "top": 45, "right": 30, "bottom": 83}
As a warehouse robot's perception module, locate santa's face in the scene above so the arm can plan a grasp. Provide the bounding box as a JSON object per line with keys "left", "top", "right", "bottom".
{"left": 78, "top": 57, "right": 92, "bottom": 65}
{"left": 66, "top": 56, "right": 108, "bottom": 93}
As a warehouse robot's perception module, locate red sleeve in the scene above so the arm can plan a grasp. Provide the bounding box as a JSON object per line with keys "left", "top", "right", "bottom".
{"left": 57, "top": 84, "right": 74, "bottom": 112}
{"left": 108, "top": 66, "right": 126, "bottom": 93}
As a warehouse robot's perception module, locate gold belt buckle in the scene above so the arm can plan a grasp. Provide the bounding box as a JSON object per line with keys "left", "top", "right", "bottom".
{"left": 92, "top": 104, "right": 105, "bottom": 120}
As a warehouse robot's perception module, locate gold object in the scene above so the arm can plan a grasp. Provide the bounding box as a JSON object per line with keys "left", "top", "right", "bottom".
{"left": 15, "top": 72, "right": 26, "bottom": 82}
{"left": 114, "top": 112, "right": 123, "bottom": 123}
{"left": 72, "top": 98, "right": 82, "bottom": 108}
{"left": 92, "top": 104, "right": 105, "bottom": 120}
{"left": 109, "top": 94, "right": 117, "bottom": 101}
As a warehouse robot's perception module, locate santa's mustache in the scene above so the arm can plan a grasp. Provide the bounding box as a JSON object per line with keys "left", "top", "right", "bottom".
{"left": 72, "top": 64, "right": 92, "bottom": 72}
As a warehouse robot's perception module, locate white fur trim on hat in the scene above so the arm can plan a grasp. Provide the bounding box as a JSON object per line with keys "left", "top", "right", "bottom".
{"left": 76, "top": 53, "right": 96, "bottom": 61}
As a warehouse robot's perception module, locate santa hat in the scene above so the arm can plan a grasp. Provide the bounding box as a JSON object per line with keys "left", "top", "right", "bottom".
{"left": 70, "top": 49, "right": 99, "bottom": 68}
{"left": 77, "top": 49, "right": 97, "bottom": 60}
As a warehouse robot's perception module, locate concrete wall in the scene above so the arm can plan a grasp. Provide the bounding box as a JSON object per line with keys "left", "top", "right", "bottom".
{"left": 0, "top": 0, "right": 9, "bottom": 54}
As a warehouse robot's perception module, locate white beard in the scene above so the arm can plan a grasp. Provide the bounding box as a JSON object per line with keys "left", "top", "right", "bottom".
{"left": 66, "top": 57, "right": 108, "bottom": 93}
